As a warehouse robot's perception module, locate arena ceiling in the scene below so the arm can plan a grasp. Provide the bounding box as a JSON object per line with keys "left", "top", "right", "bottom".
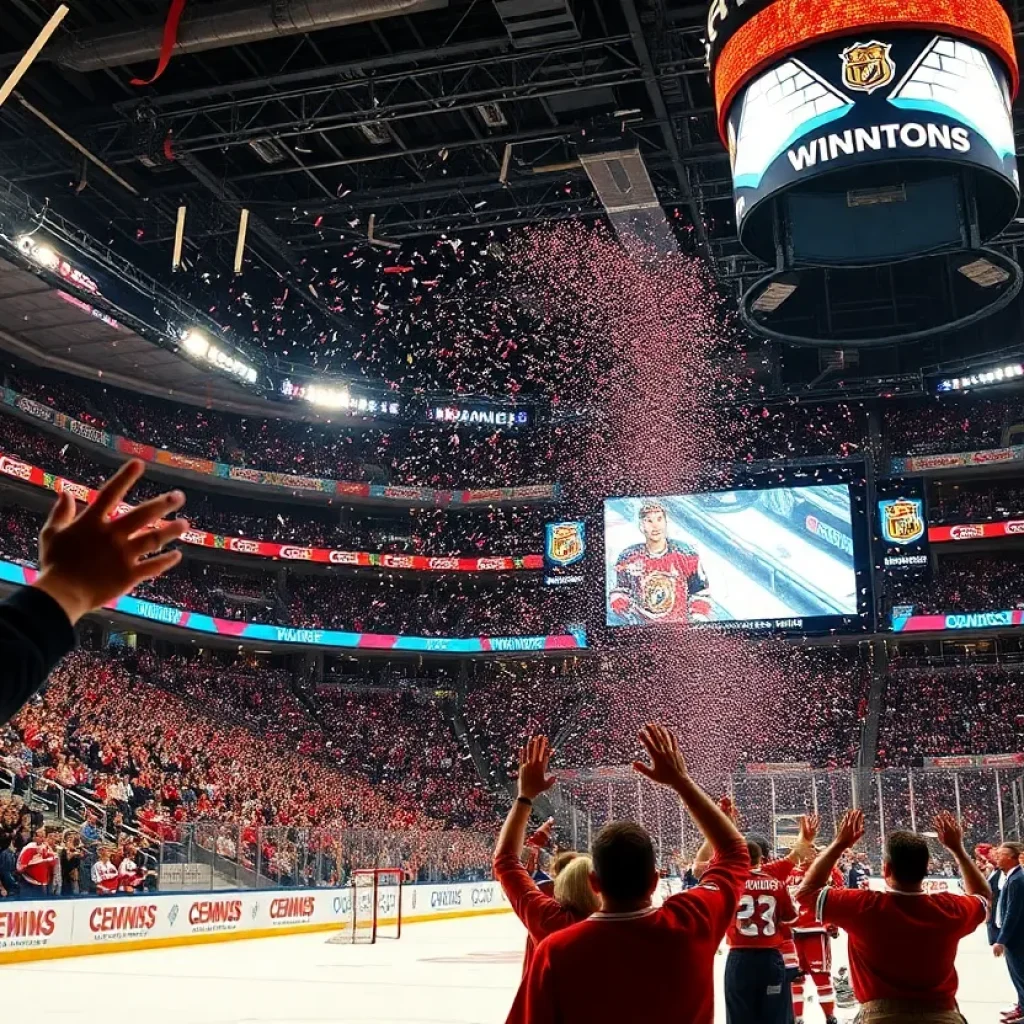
{"left": 1, "top": 0, "right": 1023, "bottom": 387}
{"left": 0, "top": 2, "right": 715, "bottom": 279}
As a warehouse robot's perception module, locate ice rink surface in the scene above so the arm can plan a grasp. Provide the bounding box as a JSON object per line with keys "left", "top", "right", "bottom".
{"left": 1, "top": 911, "right": 1010, "bottom": 1022}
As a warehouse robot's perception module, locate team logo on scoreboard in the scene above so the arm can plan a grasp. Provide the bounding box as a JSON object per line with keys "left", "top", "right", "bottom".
{"left": 840, "top": 41, "right": 895, "bottom": 94}
{"left": 880, "top": 498, "right": 925, "bottom": 545}
{"left": 641, "top": 571, "right": 677, "bottom": 616}
{"left": 546, "top": 522, "right": 585, "bottom": 567}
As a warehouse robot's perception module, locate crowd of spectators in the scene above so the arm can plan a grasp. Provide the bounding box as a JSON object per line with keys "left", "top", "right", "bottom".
{"left": 124, "top": 560, "right": 557, "bottom": 636}
{"left": 159, "top": 493, "right": 546, "bottom": 557}
{"left": 286, "top": 572, "right": 553, "bottom": 636}
{"left": 728, "top": 402, "right": 867, "bottom": 463}
{"left": 929, "top": 480, "right": 1024, "bottom": 524}
{"left": 463, "top": 648, "right": 869, "bottom": 788}
{"left": 1, "top": 648, "right": 498, "bottom": 897}
{"left": 3, "top": 366, "right": 554, "bottom": 488}
{"left": 890, "top": 555, "right": 1024, "bottom": 614}
{"left": 307, "top": 687, "right": 492, "bottom": 828}
{"left": 0, "top": 495, "right": 559, "bottom": 637}
{"left": 0, "top": 504, "right": 43, "bottom": 563}
{"left": 876, "top": 666, "right": 1023, "bottom": 765}
{"left": 885, "top": 397, "right": 1024, "bottom": 457}
{"left": 736, "top": 648, "right": 871, "bottom": 769}
{"left": 0, "top": 400, "right": 548, "bottom": 557}
{"left": 464, "top": 661, "right": 611, "bottom": 779}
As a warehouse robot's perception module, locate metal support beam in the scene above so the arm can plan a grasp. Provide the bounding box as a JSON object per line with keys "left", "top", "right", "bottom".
{"left": 619, "top": 0, "right": 707, "bottom": 251}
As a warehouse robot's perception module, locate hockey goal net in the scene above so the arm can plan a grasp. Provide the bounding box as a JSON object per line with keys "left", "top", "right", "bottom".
{"left": 327, "top": 868, "right": 403, "bottom": 944}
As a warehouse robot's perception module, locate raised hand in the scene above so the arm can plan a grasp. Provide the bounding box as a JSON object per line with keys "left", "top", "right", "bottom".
{"left": 34, "top": 460, "right": 188, "bottom": 624}
{"left": 800, "top": 814, "right": 820, "bottom": 843}
{"left": 933, "top": 811, "right": 965, "bottom": 852}
{"left": 517, "top": 736, "right": 557, "bottom": 800}
{"left": 632, "top": 723, "right": 689, "bottom": 790}
{"left": 527, "top": 817, "right": 556, "bottom": 847}
{"left": 833, "top": 809, "right": 865, "bottom": 851}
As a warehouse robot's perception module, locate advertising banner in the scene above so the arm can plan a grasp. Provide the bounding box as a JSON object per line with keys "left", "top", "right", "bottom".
{"left": 890, "top": 444, "right": 1024, "bottom": 475}
{"left": 924, "top": 753, "right": 1024, "bottom": 768}
{"left": 0, "top": 451, "right": 543, "bottom": 572}
{"left": 0, "top": 881, "right": 509, "bottom": 963}
{"left": 0, "top": 902, "right": 73, "bottom": 956}
{"left": 891, "top": 609, "right": 1024, "bottom": 632}
{"left": 426, "top": 405, "right": 531, "bottom": 428}
{"left": 0, "top": 389, "right": 559, "bottom": 509}
{"left": 929, "top": 521, "right": 1024, "bottom": 542}
{"left": 0, "top": 559, "right": 586, "bottom": 653}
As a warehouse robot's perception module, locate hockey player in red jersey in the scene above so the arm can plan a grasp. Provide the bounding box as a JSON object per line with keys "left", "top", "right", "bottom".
{"left": 786, "top": 817, "right": 843, "bottom": 1024}
{"left": 608, "top": 502, "right": 712, "bottom": 624}
{"left": 724, "top": 839, "right": 800, "bottom": 1023}
{"left": 758, "top": 816, "right": 820, "bottom": 995}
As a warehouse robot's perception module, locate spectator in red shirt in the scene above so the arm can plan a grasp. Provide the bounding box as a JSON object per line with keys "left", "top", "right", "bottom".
{"left": 16, "top": 827, "right": 57, "bottom": 894}
{"left": 493, "top": 736, "right": 599, "bottom": 976}
{"left": 505, "top": 723, "right": 748, "bottom": 1024}
{"left": 796, "top": 810, "right": 989, "bottom": 1024}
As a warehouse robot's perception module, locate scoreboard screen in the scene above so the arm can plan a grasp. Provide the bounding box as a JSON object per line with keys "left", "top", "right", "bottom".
{"left": 604, "top": 481, "right": 869, "bottom": 633}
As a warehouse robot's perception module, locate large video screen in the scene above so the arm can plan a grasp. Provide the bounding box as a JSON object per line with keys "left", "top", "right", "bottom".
{"left": 604, "top": 483, "right": 862, "bottom": 631}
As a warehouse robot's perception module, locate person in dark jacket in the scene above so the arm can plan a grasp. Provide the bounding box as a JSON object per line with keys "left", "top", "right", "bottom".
{"left": 0, "top": 831, "right": 19, "bottom": 898}
{"left": 0, "top": 459, "right": 187, "bottom": 727}
{"left": 992, "top": 843, "right": 1024, "bottom": 1023}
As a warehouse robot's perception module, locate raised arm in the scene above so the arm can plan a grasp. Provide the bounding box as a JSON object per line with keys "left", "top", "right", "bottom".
{"left": 693, "top": 796, "right": 736, "bottom": 878}
{"left": 934, "top": 810, "right": 990, "bottom": 901}
{"left": 632, "top": 723, "right": 743, "bottom": 853}
{"left": 494, "top": 736, "right": 557, "bottom": 861}
{"left": 796, "top": 809, "right": 864, "bottom": 905}
{"left": 2, "top": 460, "right": 188, "bottom": 727}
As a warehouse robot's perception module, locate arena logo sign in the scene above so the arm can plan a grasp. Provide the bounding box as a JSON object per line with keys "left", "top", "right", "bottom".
{"left": 945, "top": 611, "right": 1015, "bottom": 629}
{"left": 804, "top": 514, "right": 853, "bottom": 556}
{"left": 328, "top": 550, "right": 361, "bottom": 565}
{"left": 0, "top": 455, "right": 34, "bottom": 481}
{"left": 787, "top": 123, "right": 970, "bottom": 171}
{"left": 131, "top": 600, "right": 185, "bottom": 626}
{"left": 0, "top": 907, "right": 58, "bottom": 948}
{"left": 88, "top": 904, "right": 159, "bottom": 939}
{"left": 274, "top": 627, "right": 324, "bottom": 644}
{"left": 428, "top": 406, "right": 530, "bottom": 428}
{"left": 188, "top": 899, "right": 243, "bottom": 930}
{"left": 430, "top": 889, "right": 462, "bottom": 909}
{"left": 269, "top": 897, "right": 316, "bottom": 922}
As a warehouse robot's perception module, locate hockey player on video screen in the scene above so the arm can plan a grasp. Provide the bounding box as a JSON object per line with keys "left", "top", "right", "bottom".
{"left": 609, "top": 502, "right": 712, "bottom": 623}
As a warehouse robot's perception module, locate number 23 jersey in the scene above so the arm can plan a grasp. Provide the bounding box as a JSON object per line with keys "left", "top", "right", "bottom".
{"left": 726, "top": 870, "right": 798, "bottom": 949}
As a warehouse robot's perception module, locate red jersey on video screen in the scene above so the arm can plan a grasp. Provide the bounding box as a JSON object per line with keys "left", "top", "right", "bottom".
{"left": 612, "top": 540, "right": 710, "bottom": 622}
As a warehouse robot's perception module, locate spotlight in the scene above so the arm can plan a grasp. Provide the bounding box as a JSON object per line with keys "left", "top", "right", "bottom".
{"left": 181, "top": 329, "right": 210, "bottom": 358}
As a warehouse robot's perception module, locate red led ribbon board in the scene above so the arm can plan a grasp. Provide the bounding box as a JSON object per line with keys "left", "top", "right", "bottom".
{"left": 712, "top": 0, "right": 1017, "bottom": 141}
{"left": 929, "top": 521, "right": 1024, "bottom": 543}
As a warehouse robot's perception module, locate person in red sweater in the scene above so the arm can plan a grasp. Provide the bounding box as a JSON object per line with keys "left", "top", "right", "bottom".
{"left": 493, "top": 736, "right": 599, "bottom": 976}
{"left": 796, "top": 809, "right": 989, "bottom": 1024}
{"left": 16, "top": 827, "right": 58, "bottom": 894}
{"left": 505, "top": 723, "right": 748, "bottom": 1024}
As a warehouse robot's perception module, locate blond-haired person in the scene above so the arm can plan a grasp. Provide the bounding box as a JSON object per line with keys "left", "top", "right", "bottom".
{"left": 493, "top": 736, "right": 599, "bottom": 975}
